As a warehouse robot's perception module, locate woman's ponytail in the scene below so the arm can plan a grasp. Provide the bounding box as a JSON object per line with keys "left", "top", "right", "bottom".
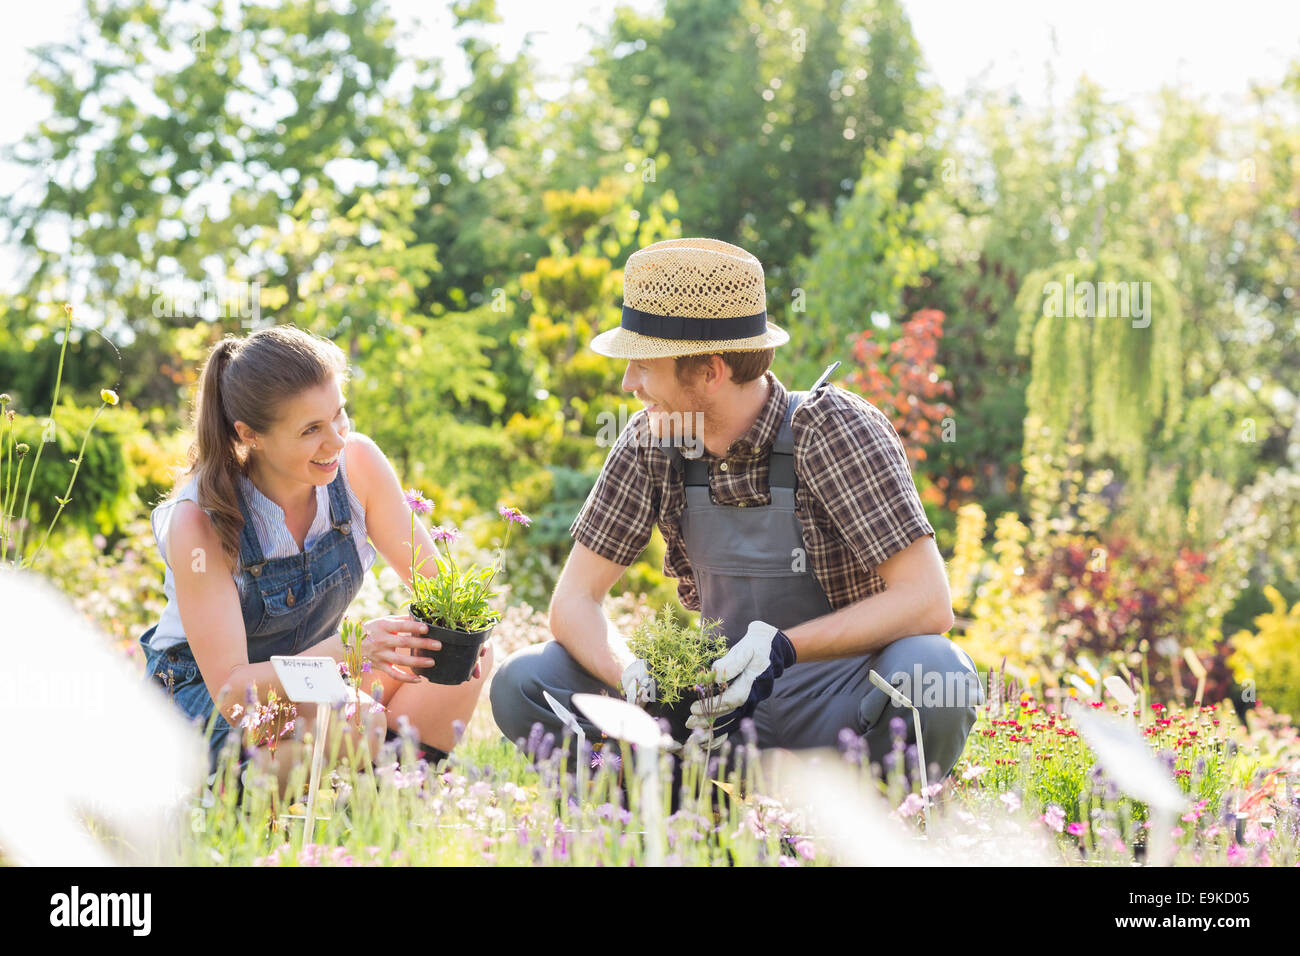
{"left": 189, "top": 337, "right": 246, "bottom": 571}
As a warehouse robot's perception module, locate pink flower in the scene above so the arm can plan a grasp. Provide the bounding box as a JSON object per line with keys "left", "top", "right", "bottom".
{"left": 430, "top": 525, "right": 460, "bottom": 544}
{"left": 896, "top": 792, "right": 927, "bottom": 817}
{"left": 1066, "top": 822, "right": 1087, "bottom": 836}
{"left": 404, "top": 489, "right": 433, "bottom": 515}
{"left": 1041, "top": 804, "right": 1065, "bottom": 833}
{"left": 999, "top": 792, "right": 1021, "bottom": 813}
{"left": 960, "top": 764, "right": 986, "bottom": 781}
{"left": 498, "top": 505, "right": 532, "bottom": 527}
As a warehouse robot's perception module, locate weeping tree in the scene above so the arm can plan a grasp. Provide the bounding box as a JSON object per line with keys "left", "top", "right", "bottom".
{"left": 1014, "top": 253, "right": 1183, "bottom": 533}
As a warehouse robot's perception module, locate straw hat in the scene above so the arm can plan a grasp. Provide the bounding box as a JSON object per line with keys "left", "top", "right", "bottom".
{"left": 590, "top": 238, "right": 789, "bottom": 359}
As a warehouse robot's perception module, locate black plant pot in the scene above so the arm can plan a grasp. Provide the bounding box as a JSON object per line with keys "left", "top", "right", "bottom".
{"left": 645, "top": 694, "right": 699, "bottom": 744}
{"left": 409, "top": 607, "right": 493, "bottom": 685}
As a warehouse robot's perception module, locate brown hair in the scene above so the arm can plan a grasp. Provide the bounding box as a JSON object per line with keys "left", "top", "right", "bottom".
{"left": 674, "top": 349, "right": 774, "bottom": 387}
{"left": 172, "top": 326, "right": 349, "bottom": 571}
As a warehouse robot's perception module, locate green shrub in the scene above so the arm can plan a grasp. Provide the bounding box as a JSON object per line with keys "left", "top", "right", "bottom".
{"left": 4, "top": 400, "right": 138, "bottom": 537}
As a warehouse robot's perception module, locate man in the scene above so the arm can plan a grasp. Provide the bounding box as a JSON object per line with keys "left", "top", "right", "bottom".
{"left": 491, "top": 237, "right": 982, "bottom": 778}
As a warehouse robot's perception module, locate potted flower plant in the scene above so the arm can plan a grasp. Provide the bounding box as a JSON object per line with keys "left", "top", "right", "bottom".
{"left": 626, "top": 608, "right": 730, "bottom": 743}
{"left": 403, "top": 490, "right": 530, "bottom": 685}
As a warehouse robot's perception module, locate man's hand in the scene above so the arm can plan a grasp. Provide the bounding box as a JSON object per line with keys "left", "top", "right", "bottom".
{"left": 621, "top": 658, "right": 655, "bottom": 706}
{"left": 687, "top": 621, "right": 796, "bottom": 734}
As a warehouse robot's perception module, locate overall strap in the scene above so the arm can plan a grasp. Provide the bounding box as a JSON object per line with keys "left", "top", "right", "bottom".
{"left": 772, "top": 363, "right": 838, "bottom": 490}
{"left": 769, "top": 392, "right": 802, "bottom": 489}
{"left": 681, "top": 454, "right": 710, "bottom": 487}
{"left": 234, "top": 477, "right": 267, "bottom": 576}
{"left": 326, "top": 463, "right": 353, "bottom": 534}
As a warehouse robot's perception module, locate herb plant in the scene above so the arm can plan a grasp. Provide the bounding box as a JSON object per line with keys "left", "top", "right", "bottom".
{"left": 626, "top": 608, "right": 730, "bottom": 707}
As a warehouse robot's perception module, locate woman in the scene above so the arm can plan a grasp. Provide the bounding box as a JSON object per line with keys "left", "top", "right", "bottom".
{"left": 139, "top": 325, "right": 492, "bottom": 781}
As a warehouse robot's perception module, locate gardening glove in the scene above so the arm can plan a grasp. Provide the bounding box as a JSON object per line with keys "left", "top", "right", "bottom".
{"left": 686, "top": 621, "right": 796, "bottom": 735}
{"left": 621, "top": 658, "right": 655, "bottom": 707}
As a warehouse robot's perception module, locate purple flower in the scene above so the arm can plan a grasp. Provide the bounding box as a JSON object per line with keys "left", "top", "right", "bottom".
{"left": 404, "top": 489, "right": 433, "bottom": 515}
{"left": 361, "top": 661, "right": 371, "bottom": 673}
{"left": 740, "top": 718, "right": 757, "bottom": 746}
{"left": 889, "top": 716, "right": 907, "bottom": 741}
{"left": 498, "top": 505, "right": 532, "bottom": 527}
{"left": 591, "top": 747, "right": 622, "bottom": 773}
{"left": 430, "top": 525, "right": 460, "bottom": 544}
{"left": 896, "top": 792, "right": 927, "bottom": 816}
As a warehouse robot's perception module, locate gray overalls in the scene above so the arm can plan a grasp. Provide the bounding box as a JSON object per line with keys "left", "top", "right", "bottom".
{"left": 491, "top": 391, "right": 983, "bottom": 779}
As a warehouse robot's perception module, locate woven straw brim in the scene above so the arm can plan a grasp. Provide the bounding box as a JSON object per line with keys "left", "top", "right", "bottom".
{"left": 589, "top": 322, "right": 789, "bottom": 360}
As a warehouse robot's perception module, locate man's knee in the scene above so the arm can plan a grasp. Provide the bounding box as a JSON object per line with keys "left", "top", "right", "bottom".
{"left": 875, "top": 633, "right": 984, "bottom": 776}
{"left": 877, "top": 634, "right": 983, "bottom": 712}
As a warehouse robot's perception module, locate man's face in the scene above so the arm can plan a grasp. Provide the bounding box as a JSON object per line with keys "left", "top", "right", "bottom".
{"left": 621, "top": 357, "right": 706, "bottom": 444}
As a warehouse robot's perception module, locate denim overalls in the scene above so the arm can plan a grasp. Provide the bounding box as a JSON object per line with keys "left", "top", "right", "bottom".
{"left": 139, "top": 467, "right": 364, "bottom": 776}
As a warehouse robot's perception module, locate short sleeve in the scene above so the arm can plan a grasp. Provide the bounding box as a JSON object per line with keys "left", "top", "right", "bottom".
{"left": 797, "top": 392, "right": 935, "bottom": 570}
{"left": 569, "top": 416, "right": 657, "bottom": 567}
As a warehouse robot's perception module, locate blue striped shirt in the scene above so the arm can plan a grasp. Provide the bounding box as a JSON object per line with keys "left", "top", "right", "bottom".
{"left": 145, "top": 439, "right": 376, "bottom": 652}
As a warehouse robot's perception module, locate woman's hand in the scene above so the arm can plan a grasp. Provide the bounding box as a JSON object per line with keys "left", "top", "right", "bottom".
{"left": 471, "top": 638, "right": 491, "bottom": 681}
{"left": 360, "top": 614, "right": 439, "bottom": 683}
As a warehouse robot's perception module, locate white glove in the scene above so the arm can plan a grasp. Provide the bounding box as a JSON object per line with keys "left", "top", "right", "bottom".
{"left": 686, "top": 726, "right": 730, "bottom": 753}
{"left": 686, "top": 620, "right": 795, "bottom": 733}
{"left": 621, "top": 658, "right": 655, "bottom": 706}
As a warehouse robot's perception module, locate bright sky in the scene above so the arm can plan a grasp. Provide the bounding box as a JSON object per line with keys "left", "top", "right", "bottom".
{"left": 2, "top": 0, "right": 1297, "bottom": 291}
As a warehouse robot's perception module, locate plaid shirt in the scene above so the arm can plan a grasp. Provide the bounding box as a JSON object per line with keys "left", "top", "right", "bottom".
{"left": 569, "top": 371, "right": 936, "bottom": 612}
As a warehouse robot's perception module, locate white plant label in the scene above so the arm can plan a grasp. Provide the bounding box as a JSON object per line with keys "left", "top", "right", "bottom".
{"left": 271, "top": 656, "right": 351, "bottom": 704}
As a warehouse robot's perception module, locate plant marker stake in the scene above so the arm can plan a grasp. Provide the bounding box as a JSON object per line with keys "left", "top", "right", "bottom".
{"left": 1066, "top": 673, "right": 1094, "bottom": 698}
{"left": 1103, "top": 674, "right": 1138, "bottom": 724}
{"left": 1182, "top": 648, "right": 1207, "bottom": 709}
{"left": 1076, "top": 654, "right": 1102, "bottom": 700}
{"left": 302, "top": 704, "right": 330, "bottom": 853}
{"left": 809, "top": 360, "right": 841, "bottom": 393}
{"left": 1068, "top": 703, "right": 1185, "bottom": 867}
{"left": 571, "top": 693, "right": 670, "bottom": 867}
{"left": 868, "top": 669, "right": 929, "bottom": 832}
{"left": 269, "top": 656, "right": 355, "bottom": 853}
{"left": 543, "top": 691, "right": 586, "bottom": 746}
{"left": 544, "top": 690, "right": 589, "bottom": 808}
